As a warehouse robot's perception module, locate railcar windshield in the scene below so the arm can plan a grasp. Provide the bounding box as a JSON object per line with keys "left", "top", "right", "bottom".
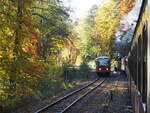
{"left": 95, "top": 57, "right": 110, "bottom": 66}
{"left": 98, "top": 59, "right": 109, "bottom": 66}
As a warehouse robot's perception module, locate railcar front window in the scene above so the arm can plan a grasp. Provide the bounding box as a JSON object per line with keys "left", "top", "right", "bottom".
{"left": 98, "top": 60, "right": 109, "bottom": 66}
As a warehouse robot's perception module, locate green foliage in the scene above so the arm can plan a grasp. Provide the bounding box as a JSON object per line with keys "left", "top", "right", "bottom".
{"left": 78, "top": 61, "right": 90, "bottom": 79}
{"left": 32, "top": 1, "right": 69, "bottom": 57}
{"left": 60, "top": 59, "right": 90, "bottom": 82}
{"left": 77, "top": 5, "right": 100, "bottom": 61}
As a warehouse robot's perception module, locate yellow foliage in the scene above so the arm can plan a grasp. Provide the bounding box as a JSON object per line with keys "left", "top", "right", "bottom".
{"left": 95, "top": 0, "right": 120, "bottom": 52}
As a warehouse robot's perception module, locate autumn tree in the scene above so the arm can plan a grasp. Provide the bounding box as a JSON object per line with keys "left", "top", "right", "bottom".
{"left": 0, "top": 0, "right": 44, "bottom": 109}
{"left": 0, "top": 0, "right": 70, "bottom": 110}
{"left": 116, "top": 0, "right": 136, "bottom": 56}
{"left": 95, "top": 0, "right": 121, "bottom": 55}
{"left": 95, "top": 0, "right": 136, "bottom": 56}
{"left": 32, "top": 0, "right": 69, "bottom": 59}
{"left": 120, "top": 0, "right": 135, "bottom": 16}
{"left": 76, "top": 5, "right": 100, "bottom": 61}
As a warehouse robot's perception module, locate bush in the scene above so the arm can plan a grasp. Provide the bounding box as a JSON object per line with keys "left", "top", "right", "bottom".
{"left": 78, "top": 61, "right": 90, "bottom": 79}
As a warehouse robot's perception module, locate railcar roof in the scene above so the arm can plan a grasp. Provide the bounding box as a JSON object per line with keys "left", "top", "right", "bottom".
{"left": 95, "top": 56, "right": 110, "bottom": 60}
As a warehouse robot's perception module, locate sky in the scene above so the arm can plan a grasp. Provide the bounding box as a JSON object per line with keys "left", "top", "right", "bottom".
{"left": 62, "top": 0, "right": 105, "bottom": 18}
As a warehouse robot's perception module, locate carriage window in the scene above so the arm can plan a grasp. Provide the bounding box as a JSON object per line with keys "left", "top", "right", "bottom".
{"left": 142, "top": 24, "right": 147, "bottom": 103}
{"left": 137, "top": 36, "right": 142, "bottom": 92}
{"left": 134, "top": 44, "right": 138, "bottom": 86}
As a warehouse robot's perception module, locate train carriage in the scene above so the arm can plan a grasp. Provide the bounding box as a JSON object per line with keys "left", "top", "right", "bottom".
{"left": 126, "top": 0, "right": 150, "bottom": 113}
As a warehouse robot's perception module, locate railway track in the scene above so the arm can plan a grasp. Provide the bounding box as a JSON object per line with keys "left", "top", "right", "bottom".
{"left": 35, "top": 78, "right": 106, "bottom": 113}
{"left": 63, "top": 74, "right": 129, "bottom": 113}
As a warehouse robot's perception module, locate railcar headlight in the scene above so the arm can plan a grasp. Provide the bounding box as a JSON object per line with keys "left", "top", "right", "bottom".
{"left": 99, "top": 68, "right": 101, "bottom": 70}
{"left": 106, "top": 68, "right": 108, "bottom": 70}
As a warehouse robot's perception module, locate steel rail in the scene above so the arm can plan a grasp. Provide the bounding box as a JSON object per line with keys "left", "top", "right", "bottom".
{"left": 60, "top": 79, "right": 106, "bottom": 113}
{"left": 35, "top": 78, "right": 99, "bottom": 113}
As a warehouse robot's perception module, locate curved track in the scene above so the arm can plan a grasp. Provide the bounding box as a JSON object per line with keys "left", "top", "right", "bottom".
{"left": 35, "top": 78, "right": 106, "bottom": 113}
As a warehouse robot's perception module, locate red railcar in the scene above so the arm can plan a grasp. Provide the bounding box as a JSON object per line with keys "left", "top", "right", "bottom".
{"left": 95, "top": 56, "right": 111, "bottom": 76}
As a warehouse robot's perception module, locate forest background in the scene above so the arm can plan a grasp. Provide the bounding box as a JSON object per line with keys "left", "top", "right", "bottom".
{"left": 0, "top": 0, "right": 135, "bottom": 112}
